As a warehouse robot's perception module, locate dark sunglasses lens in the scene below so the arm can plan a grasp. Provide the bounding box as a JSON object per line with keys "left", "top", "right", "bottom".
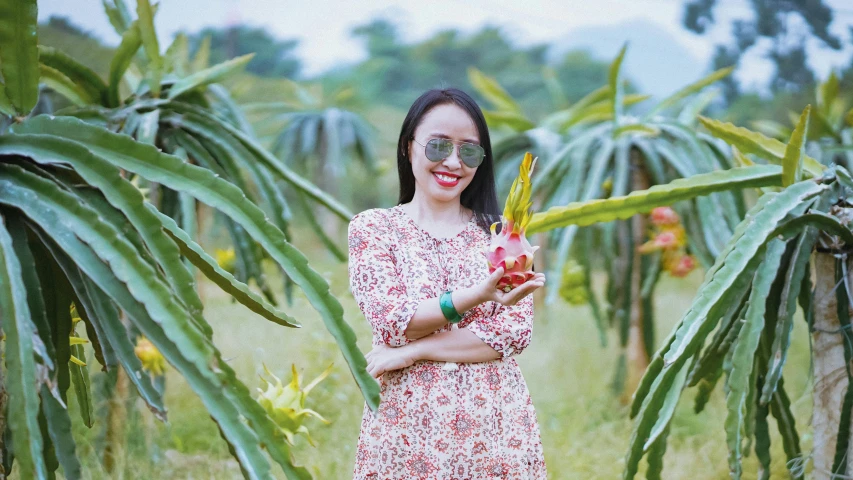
{"left": 459, "top": 143, "right": 485, "bottom": 167}
{"left": 425, "top": 138, "right": 453, "bottom": 162}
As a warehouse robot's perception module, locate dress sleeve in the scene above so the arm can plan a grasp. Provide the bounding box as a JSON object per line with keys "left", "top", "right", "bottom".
{"left": 348, "top": 210, "right": 418, "bottom": 347}
{"left": 466, "top": 295, "right": 534, "bottom": 358}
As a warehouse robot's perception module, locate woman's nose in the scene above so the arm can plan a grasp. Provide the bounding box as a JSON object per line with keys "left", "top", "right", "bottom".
{"left": 441, "top": 146, "right": 463, "bottom": 169}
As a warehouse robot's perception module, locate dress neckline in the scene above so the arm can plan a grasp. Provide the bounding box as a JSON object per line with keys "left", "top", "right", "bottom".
{"left": 393, "top": 204, "right": 475, "bottom": 241}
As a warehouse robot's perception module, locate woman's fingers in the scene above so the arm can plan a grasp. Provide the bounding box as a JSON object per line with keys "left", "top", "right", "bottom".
{"left": 489, "top": 267, "right": 505, "bottom": 286}
{"left": 496, "top": 275, "right": 546, "bottom": 305}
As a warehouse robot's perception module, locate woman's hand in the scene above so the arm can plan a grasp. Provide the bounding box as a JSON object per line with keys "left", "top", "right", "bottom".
{"left": 476, "top": 267, "right": 545, "bottom": 307}
{"left": 365, "top": 344, "right": 418, "bottom": 379}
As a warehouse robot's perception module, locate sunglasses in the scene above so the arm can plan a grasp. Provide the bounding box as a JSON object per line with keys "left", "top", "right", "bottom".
{"left": 413, "top": 138, "right": 486, "bottom": 168}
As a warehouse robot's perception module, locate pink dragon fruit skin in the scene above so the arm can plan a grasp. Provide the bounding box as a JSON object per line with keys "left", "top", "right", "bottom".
{"left": 487, "top": 153, "right": 540, "bottom": 293}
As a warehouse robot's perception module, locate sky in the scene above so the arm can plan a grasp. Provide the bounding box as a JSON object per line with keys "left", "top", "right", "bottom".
{"left": 39, "top": 0, "right": 853, "bottom": 93}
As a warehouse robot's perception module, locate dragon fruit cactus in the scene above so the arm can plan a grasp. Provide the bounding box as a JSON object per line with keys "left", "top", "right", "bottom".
{"left": 488, "top": 152, "right": 540, "bottom": 293}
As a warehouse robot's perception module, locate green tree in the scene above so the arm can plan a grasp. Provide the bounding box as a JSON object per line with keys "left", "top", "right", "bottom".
{"left": 683, "top": 0, "right": 843, "bottom": 98}
{"left": 337, "top": 19, "right": 613, "bottom": 117}
{"left": 529, "top": 93, "right": 853, "bottom": 478}
{"left": 470, "top": 47, "right": 741, "bottom": 400}
{"left": 187, "top": 25, "right": 301, "bottom": 78}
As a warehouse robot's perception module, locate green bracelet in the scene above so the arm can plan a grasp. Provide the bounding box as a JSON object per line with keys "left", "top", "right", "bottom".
{"left": 439, "top": 291, "right": 463, "bottom": 324}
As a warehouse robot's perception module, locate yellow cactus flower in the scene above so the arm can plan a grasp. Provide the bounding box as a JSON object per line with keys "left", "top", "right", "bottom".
{"left": 256, "top": 363, "right": 332, "bottom": 446}
{"left": 215, "top": 247, "right": 236, "bottom": 274}
{"left": 134, "top": 337, "right": 167, "bottom": 376}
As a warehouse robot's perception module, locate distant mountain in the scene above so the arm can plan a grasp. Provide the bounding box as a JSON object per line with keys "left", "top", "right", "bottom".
{"left": 550, "top": 20, "right": 706, "bottom": 100}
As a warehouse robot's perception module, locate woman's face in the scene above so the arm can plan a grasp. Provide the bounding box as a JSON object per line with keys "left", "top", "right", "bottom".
{"left": 409, "top": 103, "right": 480, "bottom": 205}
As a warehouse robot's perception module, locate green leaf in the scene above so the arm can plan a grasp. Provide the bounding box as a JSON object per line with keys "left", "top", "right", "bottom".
{"left": 540, "top": 85, "right": 609, "bottom": 131}
{"left": 690, "top": 297, "right": 748, "bottom": 413}
{"left": 760, "top": 228, "right": 817, "bottom": 405}
{"left": 167, "top": 102, "right": 354, "bottom": 221}
{"left": 0, "top": 134, "right": 210, "bottom": 337}
{"left": 18, "top": 115, "right": 379, "bottom": 410}
{"left": 699, "top": 116, "right": 825, "bottom": 177}
{"left": 754, "top": 394, "right": 772, "bottom": 480}
{"left": 528, "top": 165, "right": 782, "bottom": 234}
{"left": 613, "top": 123, "right": 660, "bottom": 138}
{"left": 6, "top": 214, "right": 54, "bottom": 369}
{"left": 0, "top": 213, "right": 47, "bottom": 479}
{"left": 168, "top": 53, "right": 254, "bottom": 99}
{"left": 663, "top": 183, "right": 825, "bottom": 366}
{"left": 769, "top": 211, "right": 853, "bottom": 246}
{"left": 152, "top": 207, "right": 300, "bottom": 328}
{"left": 781, "top": 106, "right": 810, "bottom": 187}
{"left": 578, "top": 227, "right": 607, "bottom": 346}
{"left": 136, "top": 109, "right": 159, "bottom": 145}
{"left": 817, "top": 72, "right": 839, "bottom": 110}
{"left": 68, "top": 344, "right": 93, "bottom": 428}
{"left": 482, "top": 110, "right": 535, "bottom": 132}
{"left": 0, "top": 165, "right": 286, "bottom": 477}
{"left": 831, "top": 256, "right": 853, "bottom": 477}
{"left": 164, "top": 109, "right": 291, "bottom": 233}
{"left": 39, "top": 64, "right": 93, "bottom": 106}
{"left": 37, "top": 46, "right": 108, "bottom": 106}
{"left": 164, "top": 32, "right": 189, "bottom": 76}
{"left": 295, "top": 190, "right": 346, "bottom": 262}
{"left": 136, "top": 0, "right": 162, "bottom": 97}
{"left": 624, "top": 183, "right": 825, "bottom": 479}
{"left": 0, "top": 0, "right": 39, "bottom": 115}
{"left": 39, "top": 384, "right": 82, "bottom": 480}
{"left": 724, "top": 239, "right": 786, "bottom": 480}
{"left": 609, "top": 43, "right": 628, "bottom": 121}
{"left": 0, "top": 85, "right": 15, "bottom": 116}
{"left": 102, "top": 0, "right": 133, "bottom": 35}
{"left": 768, "top": 379, "right": 803, "bottom": 479}
{"left": 191, "top": 35, "right": 211, "bottom": 72}
{"left": 541, "top": 66, "right": 567, "bottom": 108}
{"left": 467, "top": 67, "right": 526, "bottom": 115}
{"left": 644, "top": 422, "right": 671, "bottom": 480}
{"left": 108, "top": 21, "right": 142, "bottom": 107}
{"left": 41, "top": 241, "right": 165, "bottom": 418}
{"left": 206, "top": 84, "right": 255, "bottom": 135}
{"left": 643, "top": 364, "right": 688, "bottom": 451}
{"left": 646, "top": 66, "right": 734, "bottom": 119}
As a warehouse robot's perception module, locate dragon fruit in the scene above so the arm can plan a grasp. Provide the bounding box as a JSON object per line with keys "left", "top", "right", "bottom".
{"left": 488, "top": 152, "right": 540, "bottom": 293}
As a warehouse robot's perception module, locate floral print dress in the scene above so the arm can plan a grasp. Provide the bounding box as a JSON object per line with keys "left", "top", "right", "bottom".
{"left": 348, "top": 205, "right": 546, "bottom": 480}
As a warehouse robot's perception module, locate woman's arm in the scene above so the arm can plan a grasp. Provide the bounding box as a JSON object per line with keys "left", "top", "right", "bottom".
{"left": 403, "top": 270, "right": 544, "bottom": 340}
{"left": 365, "top": 276, "right": 544, "bottom": 379}
{"left": 365, "top": 328, "right": 498, "bottom": 378}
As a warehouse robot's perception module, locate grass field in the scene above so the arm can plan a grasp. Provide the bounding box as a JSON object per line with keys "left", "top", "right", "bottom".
{"left": 66, "top": 242, "right": 817, "bottom": 479}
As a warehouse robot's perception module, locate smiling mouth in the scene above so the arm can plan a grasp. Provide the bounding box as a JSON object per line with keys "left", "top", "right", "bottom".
{"left": 433, "top": 172, "right": 460, "bottom": 186}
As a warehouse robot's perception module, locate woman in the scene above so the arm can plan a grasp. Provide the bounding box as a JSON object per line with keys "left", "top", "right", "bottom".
{"left": 348, "top": 88, "right": 547, "bottom": 479}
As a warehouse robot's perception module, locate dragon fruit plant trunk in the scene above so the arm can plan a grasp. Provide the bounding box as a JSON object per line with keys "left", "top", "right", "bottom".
{"left": 813, "top": 250, "right": 853, "bottom": 479}
{"left": 103, "top": 367, "right": 130, "bottom": 474}
{"left": 621, "top": 149, "right": 653, "bottom": 403}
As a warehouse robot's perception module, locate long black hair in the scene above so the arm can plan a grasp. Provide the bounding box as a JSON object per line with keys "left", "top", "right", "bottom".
{"left": 397, "top": 88, "right": 500, "bottom": 233}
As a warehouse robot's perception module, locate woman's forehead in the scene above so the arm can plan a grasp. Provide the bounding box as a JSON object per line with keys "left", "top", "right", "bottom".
{"left": 415, "top": 104, "right": 479, "bottom": 141}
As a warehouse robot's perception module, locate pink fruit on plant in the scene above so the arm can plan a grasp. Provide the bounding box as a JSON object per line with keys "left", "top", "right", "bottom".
{"left": 669, "top": 254, "right": 697, "bottom": 277}
{"left": 487, "top": 152, "right": 540, "bottom": 293}
{"left": 650, "top": 206, "right": 680, "bottom": 226}
{"left": 638, "top": 231, "right": 678, "bottom": 253}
